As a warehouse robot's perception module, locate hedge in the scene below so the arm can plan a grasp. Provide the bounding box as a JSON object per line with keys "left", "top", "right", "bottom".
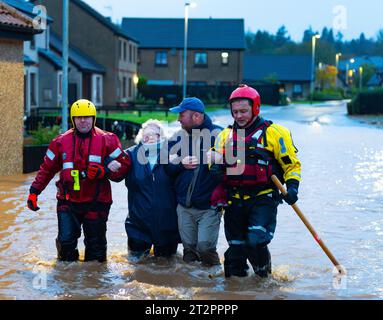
{"left": 347, "top": 90, "right": 383, "bottom": 115}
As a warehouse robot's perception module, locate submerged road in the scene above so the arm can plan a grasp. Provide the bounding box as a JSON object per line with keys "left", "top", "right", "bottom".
{"left": 1, "top": 101, "right": 382, "bottom": 299}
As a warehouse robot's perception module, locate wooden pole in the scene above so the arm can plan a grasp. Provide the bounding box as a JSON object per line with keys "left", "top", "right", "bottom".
{"left": 271, "top": 175, "right": 345, "bottom": 275}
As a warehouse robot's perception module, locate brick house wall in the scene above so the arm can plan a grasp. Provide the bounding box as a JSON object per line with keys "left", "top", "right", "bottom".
{"left": 0, "top": 39, "right": 24, "bottom": 175}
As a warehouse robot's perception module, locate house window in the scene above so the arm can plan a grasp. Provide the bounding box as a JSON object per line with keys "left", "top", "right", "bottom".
{"left": 194, "top": 52, "right": 207, "bottom": 67}
{"left": 30, "top": 36, "right": 36, "bottom": 50}
{"left": 128, "top": 78, "right": 132, "bottom": 97}
{"left": 92, "top": 75, "right": 103, "bottom": 105}
{"left": 129, "top": 44, "right": 132, "bottom": 63}
{"left": 221, "top": 52, "right": 229, "bottom": 65}
{"left": 119, "top": 40, "right": 122, "bottom": 60}
{"left": 123, "top": 42, "right": 127, "bottom": 61}
{"left": 293, "top": 84, "right": 303, "bottom": 94}
{"left": 133, "top": 46, "right": 136, "bottom": 63}
{"left": 30, "top": 73, "right": 37, "bottom": 106}
{"left": 122, "top": 77, "right": 127, "bottom": 98}
{"left": 155, "top": 51, "right": 167, "bottom": 66}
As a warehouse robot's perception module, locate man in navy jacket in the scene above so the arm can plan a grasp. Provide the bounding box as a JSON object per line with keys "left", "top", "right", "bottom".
{"left": 166, "top": 97, "right": 222, "bottom": 266}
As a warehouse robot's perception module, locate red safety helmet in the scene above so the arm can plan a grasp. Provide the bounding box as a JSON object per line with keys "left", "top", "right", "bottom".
{"left": 229, "top": 84, "right": 261, "bottom": 117}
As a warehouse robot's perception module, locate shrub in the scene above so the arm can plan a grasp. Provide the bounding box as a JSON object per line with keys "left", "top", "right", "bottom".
{"left": 28, "top": 123, "right": 61, "bottom": 145}
{"left": 313, "top": 88, "right": 343, "bottom": 101}
{"left": 133, "top": 93, "right": 157, "bottom": 105}
{"left": 347, "top": 90, "right": 383, "bottom": 115}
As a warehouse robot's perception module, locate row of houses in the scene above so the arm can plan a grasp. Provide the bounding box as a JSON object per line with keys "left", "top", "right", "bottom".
{"left": 4, "top": 0, "right": 383, "bottom": 117}
{"left": 338, "top": 55, "right": 383, "bottom": 87}
{"left": 2, "top": 0, "right": 317, "bottom": 116}
{"left": 3, "top": 0, "right": 139, "bottom": 115}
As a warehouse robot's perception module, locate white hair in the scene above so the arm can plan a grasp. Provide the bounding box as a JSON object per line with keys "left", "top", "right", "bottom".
{"left": 134, "top": 119, "right": 166, "bottom": 144}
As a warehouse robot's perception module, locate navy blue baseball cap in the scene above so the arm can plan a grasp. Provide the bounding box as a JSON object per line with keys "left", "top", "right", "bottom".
{"left": 169, "top": 97, "right": 205, "bottom": 113}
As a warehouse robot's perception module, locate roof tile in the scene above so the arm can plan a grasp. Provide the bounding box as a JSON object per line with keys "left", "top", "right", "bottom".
{"left": 0, "top": 1, "right": 36, "bottom": 31}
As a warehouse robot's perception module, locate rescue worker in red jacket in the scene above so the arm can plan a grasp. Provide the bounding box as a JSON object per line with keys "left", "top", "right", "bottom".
{"left": 26, "top": 99, "right": 131, "bottom": 262}
{"left": 207, "top": 85, "right": 301, "bottom": 278}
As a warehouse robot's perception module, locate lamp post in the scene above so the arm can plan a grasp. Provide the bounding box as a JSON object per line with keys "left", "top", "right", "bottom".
{"left": 359, "top": 66, "right": 363, "bottom": 90}
{"left": 310, "top": 34, "right": 320, "bottom": 104}
{"left": 335, "top": 52, "right": 341, "bottom": 87}
{"left": 346, "top": 58, "right": 355, "bottom": 87}
{"left": 62, "top": 0, "right": 69, "bottom": 132}
{"left": 182, "top": 1, "right": 196, "bottom": 100}
{"left": 182, "top": 1, "right": 189, "bottom": 100}
{"left": 335, "top": 53, "right": 342, "bottom": 71}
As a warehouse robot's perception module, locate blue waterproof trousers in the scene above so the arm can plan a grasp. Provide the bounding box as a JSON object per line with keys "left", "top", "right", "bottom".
{"left": 223, "top": 191, "right": 280, "bottom": 278}
{"left": 56, "top": 200, "right": 110, "bottom": 262}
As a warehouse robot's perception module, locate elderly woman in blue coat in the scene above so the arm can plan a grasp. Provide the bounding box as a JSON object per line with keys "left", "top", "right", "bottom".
{"left": 124, "top": 119, "right": 180, "bottom": 260}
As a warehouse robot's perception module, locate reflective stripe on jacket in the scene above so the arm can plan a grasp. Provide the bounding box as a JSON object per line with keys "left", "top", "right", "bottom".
{"left": 31, "top": 127, "right": 131, "bottom": 203}
{"left": 213, "top": 117, "right": 301, "bottom": 195}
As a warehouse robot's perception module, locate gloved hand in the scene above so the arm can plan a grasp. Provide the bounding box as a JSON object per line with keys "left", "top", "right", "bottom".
{"left": 282, "top": 179, "right": 299, "bottom": 205}
{"left": 86, "top": 164, "right": 105, "bottom": 180}
{"left": 27, "top": 193, "right": 40, "bottom": 211}
{"left": 210, "top": 183, "right": 228, "bottom": 209}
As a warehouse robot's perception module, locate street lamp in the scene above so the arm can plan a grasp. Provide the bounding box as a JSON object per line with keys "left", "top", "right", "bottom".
{"left": 346, "top": 58, "right": 355, "bottom": 86}
{"left": 359, "top": 66, "right": 363, "bottom": 90}
{"left": 335, "top": 53, "right": 342, "bottom": 87}
{"left": 62, "top": 0, "right": 69, "bottom": 132}
{"left": 335, "top": 52, "right": 342, "bottom": 71}
{"left": 310, "top": 34, "right": 320, "bottom": 103}
{"left": 183, "top": 1, "right": 197, "bottom": 100}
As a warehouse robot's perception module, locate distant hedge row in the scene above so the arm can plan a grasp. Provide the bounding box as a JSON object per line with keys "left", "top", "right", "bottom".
{"left": 347, "top": 90, "right": 383, "bottom": 115}
{"left": 313, "top": 89, "right": 343, "bottom": 101}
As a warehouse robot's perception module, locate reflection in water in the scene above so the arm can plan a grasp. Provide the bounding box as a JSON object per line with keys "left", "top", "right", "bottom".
{"left": 1, "top": 105, "right": 383, "bottom": 299}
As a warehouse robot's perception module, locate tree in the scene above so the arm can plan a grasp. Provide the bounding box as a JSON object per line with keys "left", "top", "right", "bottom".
{"left": 263, "top": 73, "right": 279, "bottom": 84}
{"left": 321, "top": 27, "right": 329, "bottom": 41}
{"left": 354, "top": 63, "right": 376, "bottom": 88}
{"left": 245, "top": 26, "right": 383, "bottom": 59}
{"left": 302, "top": 26, "right": 315, "bottom": 43}
{"left": 246, "top": 30, "right": 275, "bottom": 53}
{"left": 137, "top": 75, "right": 148, "bottom": 92}
{"left": 316, "top": 65, "right": 338, "bottom": 90}
{"left": 275, "top": 25, "right": 290, "bottom": 47}
{"left": 327, "top": 29, "right": 335, "bottom": 44}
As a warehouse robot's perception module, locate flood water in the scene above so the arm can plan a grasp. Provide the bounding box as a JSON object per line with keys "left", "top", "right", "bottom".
{"left": 1, "top": 101, "right": 383, "bottom": 300}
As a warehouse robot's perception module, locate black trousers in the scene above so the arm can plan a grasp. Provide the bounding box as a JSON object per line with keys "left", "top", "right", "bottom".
{"left": 56, "top": 201, "right": 110, "bottom": 262}
{"left": 223, "top": 192, "right": 279, "bottom": 277}
{"left": 128, "top": 237, "right": 178, "bottom": 258}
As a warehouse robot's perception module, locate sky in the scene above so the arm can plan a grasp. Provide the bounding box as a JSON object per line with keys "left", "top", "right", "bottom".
{"left": 82, "top": 0, "right": 383, "bottom": 42}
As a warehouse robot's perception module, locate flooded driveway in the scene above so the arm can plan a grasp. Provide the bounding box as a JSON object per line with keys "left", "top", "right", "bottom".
{"left": 1, "top": 101, "right": 382, "bottom": 299}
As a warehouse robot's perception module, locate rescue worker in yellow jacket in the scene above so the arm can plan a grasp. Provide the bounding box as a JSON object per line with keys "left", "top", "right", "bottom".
{"left": 207, "top": 84, "right": 301, "bottom": 278}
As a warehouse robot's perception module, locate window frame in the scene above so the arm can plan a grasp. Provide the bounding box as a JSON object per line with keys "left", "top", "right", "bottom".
{"left": 194, "top": 52, "right": 208, "bottom": 68}
{"left": 155, "top": 51, "right": 168, "bottom": 66}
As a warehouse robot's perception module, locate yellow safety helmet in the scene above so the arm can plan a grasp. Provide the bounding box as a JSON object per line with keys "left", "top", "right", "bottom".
{"left": 70, "top": 99, "right": 97, "bottom": 127}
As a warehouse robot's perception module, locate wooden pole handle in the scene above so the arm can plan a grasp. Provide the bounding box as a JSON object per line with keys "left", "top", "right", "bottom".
{"left": 271, "top": 175, "right": 344, "bottom": 275}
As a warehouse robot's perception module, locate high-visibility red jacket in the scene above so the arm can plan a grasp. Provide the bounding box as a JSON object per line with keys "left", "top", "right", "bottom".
{"left": 31, "top": 127, "right": 131, "bottom": 204}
